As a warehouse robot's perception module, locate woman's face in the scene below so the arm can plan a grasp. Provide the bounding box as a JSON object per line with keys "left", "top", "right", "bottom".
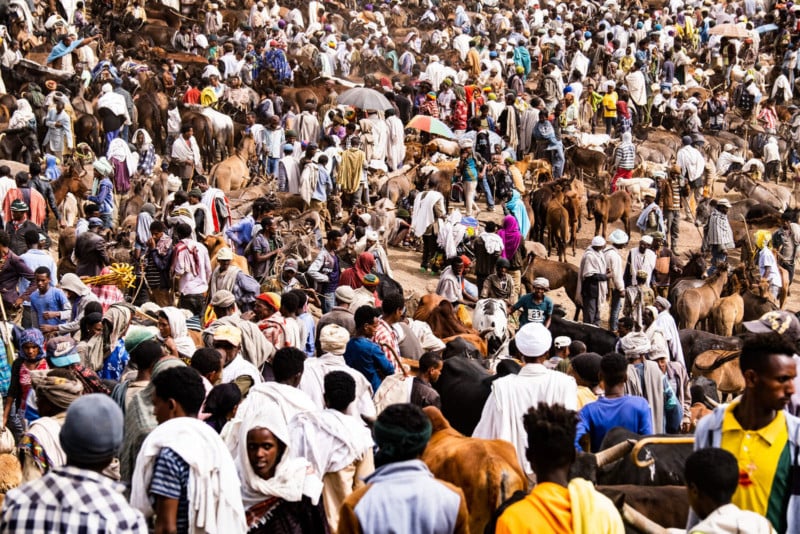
{"left": 22, "top": 343, "right": 39, "bottom": 360}
{"left": 90, "top": 321, "right": 104, "bottom": 337}
{"left": 157, "top": 317, "right": 172, "bottom": 339}
{"left": 247, "top": 427, "right": 283, "bottom": 480}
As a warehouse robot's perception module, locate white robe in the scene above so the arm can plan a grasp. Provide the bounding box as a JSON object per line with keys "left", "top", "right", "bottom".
{"left": 299, "top": 353, "right": 376, "bottom": 418}
{"left": 473, "top": 364, "right": 577, "bottom": 477}
{"left": 386, "top": 115, "right": 406, "bottom": 171}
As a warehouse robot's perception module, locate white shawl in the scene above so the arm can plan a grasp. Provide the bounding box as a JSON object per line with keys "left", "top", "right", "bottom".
{"left": 156, "top": 306, "right": 197, "bottom": 360}
{"left": 411, "top": 190, "right": 444, "bottom": 236}
{"left": 290, "top": 409, "right": 373, "bottom": 477}
{"left": 298, "top": 354, "right": 376, "bottom": 418}
{"left": 654, "top": 310, "right": 685, "bottom": 367}
{"left": 235, "top": 409, "right": 323, "bottom": 511}
{"left": 437, "top": 209, "right": 466, "bottom": 259}
{"left": 107, "top": 137, "right": 137, "bottom": 176}
{"left": 130, "top": 417, "right": 247, "bottom": 533}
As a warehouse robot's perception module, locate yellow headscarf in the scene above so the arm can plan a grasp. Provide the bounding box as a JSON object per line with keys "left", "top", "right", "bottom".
{"left": 755, "top": 229, "right": 772, "bottom": 250}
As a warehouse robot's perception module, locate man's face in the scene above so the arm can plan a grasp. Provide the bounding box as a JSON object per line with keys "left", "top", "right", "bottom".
{"left": 429, "top": 361, "right": 444, "bottom": 383}
{"left": 183, "top": 128, "right": 193, "bottom": 139}
{"left": 11, "top": 210, "right": 24, "bottom": 221}
{"left": 363, "top": 317, "right": 379, "bottom": 337}
{"left": 213, "top": 340, "right": 238, "bottom": 365}
{"left": 254, "top": 299, "right": 273, "bottom": 320}
{"left": 219, "top": 259, "right": 231, "bottom": 272}
{"left": 35, "top": 273, "right": 49, "bottom": 293}
{"left": 748, "top": 354, "right": 797, "bottom": 411}
{"left": 639, "top": 241, "right": 649, "bottom": 253}
{"left": 152, "top": 390, "right": 172, "bottom": 424}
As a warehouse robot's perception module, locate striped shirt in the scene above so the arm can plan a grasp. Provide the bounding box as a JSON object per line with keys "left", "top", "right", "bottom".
{"left": 615, "top": 143, "right": 636, "bottom": 170}
{"left": 150, "top": 447, "right": 190, "bottom": 534}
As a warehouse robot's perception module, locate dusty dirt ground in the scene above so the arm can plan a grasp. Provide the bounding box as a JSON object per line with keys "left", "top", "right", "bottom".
{"left": 387, "top": 181, "right": 800, "bottom": 325}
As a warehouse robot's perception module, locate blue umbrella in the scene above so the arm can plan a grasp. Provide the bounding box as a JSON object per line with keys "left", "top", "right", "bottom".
{"left": 756, "top": 23, "right": 779, "bottom": 33}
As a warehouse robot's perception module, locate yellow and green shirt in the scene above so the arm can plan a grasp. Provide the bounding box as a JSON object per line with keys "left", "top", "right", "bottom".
{"left": 721, "top": 402, "right": 791, "bottom": 533}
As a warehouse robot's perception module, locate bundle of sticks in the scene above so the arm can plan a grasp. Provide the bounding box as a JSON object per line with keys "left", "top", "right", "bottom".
{"left": 81, "top": 263, "right": 137, "bottom": 290}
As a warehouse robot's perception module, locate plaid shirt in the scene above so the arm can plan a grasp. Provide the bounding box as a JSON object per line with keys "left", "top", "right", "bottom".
{"left": 373, "top": 318, "right": 400, "bottom": 361}
{"left": 1, "top": 465, "right": 147, "bottom": 533}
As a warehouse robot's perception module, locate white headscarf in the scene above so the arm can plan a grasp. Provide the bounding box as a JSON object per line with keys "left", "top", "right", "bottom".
{"left": 133, "top": 128, "right": 153, "bottom": 149}
{"left": 8, "top": 99, "right": 34, "bottom": 130}
{"left": 106, "top": 137, "right": 137, "bottom": 175}
{"left": 157, "top": 306, "right": 197, "bottom": 359}
{"left": 235, "top": 409, "right": 322, "bottom": 511}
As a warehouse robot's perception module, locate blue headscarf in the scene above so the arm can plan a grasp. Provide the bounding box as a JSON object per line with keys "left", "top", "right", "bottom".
{"left": 19, "top": 329, "right": 45, "bottom": 360}
{"left": 45, "top": 154, "right": 61, "bottom": 181}
{"left": 505, "top": 190, "right": 531, "bottom": 239}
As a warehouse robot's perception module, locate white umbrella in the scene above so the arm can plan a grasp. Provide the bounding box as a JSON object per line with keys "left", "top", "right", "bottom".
{"left": 336, "top": 87, "right": 393, "bottom": 111}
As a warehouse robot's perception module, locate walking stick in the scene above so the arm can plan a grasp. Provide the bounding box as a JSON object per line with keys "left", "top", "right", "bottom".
{"left": 740, "top": 214, "right": 754, "bottom": 261}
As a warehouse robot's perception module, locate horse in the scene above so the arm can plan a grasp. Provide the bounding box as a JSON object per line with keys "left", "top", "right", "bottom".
{"left": 74, "top": 114, "right": 102, "bottom": 155}
{"left": 546, "top": 189, "right": 569, "bottom": 262}
{"left": 52, "top": 161, "right": 91, "bottom": 210}
{"left": 0, "top": 128, "right": 40, "bottom": 163}
{"left": 675, "top": 266, "right": 729, "bottom": 329}
{"left": 521, "top": 252, "right": 581, "bottom": 319}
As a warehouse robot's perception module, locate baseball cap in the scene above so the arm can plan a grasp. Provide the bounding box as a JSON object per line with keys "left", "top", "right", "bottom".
{"left": 213, "top": 324, "right": 242, "bottom": 347}
{"left": 743, "top": 311, "right": 800, "bottom": 344}
{"left": 46, "top": 336, "right": 80, "bottom": 367}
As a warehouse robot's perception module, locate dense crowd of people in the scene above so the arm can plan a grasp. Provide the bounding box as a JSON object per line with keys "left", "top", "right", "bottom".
{"left": 0, "top": 0, "right": 799, "bottom": 531}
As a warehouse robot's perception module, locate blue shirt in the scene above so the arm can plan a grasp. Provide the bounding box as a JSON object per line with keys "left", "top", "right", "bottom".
{"left": 88, "top": 177, "right": 114, "bottom": 214}
{"left": 312, "top": 165, "right": 333, "bottom": 202}
{"left": 30, "top": 287, "right": 69, "bottom": 328}
{"left": 225, "top": 216, "right": 254, "bottom": 256}
{"left": 575, "top": 395, "right": 653, "bottom": 452}
{"left": 19, "top": 249, "right": 57, "bottom": 305}
{"left": 99, "top": 338, "right": 129, "bottom": 381}
{"left": 512, "top": 294, "right": 554, "bottom": 326}
{"left": 344, "top": 336, "right": 395, "bottom": 393}
{"left": 298, "top": 311, "right": 316, "bottom": 359}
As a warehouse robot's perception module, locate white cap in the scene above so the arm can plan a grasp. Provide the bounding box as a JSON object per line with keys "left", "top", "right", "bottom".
{"left": 554, "top": 336, "right": 571, "bottom": 349}
{"left": 591, "top": 236, "right": 606, "bottom": 247}
{"left": 641, "top": 235, "right": 654, "bottom": 245}
{"left": 608, "top": 229, "right": 629, "bottom": 245}
{"left": 533, "top": 277, "right": 550, "bottom": 290}
{"left": 515, "top": 323, "right": 552, "bottom": 358}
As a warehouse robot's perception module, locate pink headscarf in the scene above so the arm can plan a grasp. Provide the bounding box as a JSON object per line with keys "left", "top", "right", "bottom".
{"left": 497, "top": 215, "right": 522, "bottom": 260}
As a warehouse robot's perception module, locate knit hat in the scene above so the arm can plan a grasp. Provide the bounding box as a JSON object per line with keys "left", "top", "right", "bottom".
{"left": 319, "top": 324, "right": 349, "bottom": 355}
{"left": 256, "top": 292, "right": 281, "bottom": 311}
{"left": 88, "top": 217, "right": 103, "bottom": 227}
{"left": 217, "top": 247, "right": 233, "bottom": 260}
{"left": 335, "top": 285, "right": 355, "bottom": 304}
{"left": 514, "top": 322, "right": 552, "bottom": 358}
{"left": 363, "top": 274, "right": 379, "bottom": 286}
{"left": 60, "top": 394, "right": 123, "bottom": 464}
{"left": 210, "top": 290, "right": 235, "bottom": 308}
{"left": 124, "top": 325, "right": 157, "bottom": 353}
{"left": 10, "top": 200, "right": 27, "bottom": 212}
{"left": 189, "top": 188, "right": 203, "bottom": 198}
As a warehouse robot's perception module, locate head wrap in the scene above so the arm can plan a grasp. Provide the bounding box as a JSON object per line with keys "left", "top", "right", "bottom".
{"left": 755, "top": 229, "right": 772, "bottom": 249}
{"left": 373, "top": 414, "right": 432, "bottom": 465}
{"left": 257, "top": 292, "right": 281, "bottom": 311}
{"left": 210, "top": 290, "right": 236, "bottom": 308}
{"left": 320, "top": 324, "right": 349, "bottom": 356}
{"left": 20, "top": 328, "right": 45, "bottom": 360}
{"left": 532, "top": 277, "right": 550, "bottom": 289}
{"left": 514, "top": 322, "right": 552, "bottom": 357}
{"left": 363, "top": 274, "right": 379, "bottom": 287}
{"left": 655, "top": 296, "right": 671, "bottom": 310}
{"left": 31, "top": 370, "right": 83, "bottom": 410}
{"left": 620, "top": 332, "right": 651, "bottom": 357}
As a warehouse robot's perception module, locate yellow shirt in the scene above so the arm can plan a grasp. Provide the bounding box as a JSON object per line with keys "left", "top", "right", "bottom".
{"left": 602, "top": 93, "right": 618, "bottom": 118}
{"left": 720, "top": 402, "right": 790, "bottom": 530}
{"left": 496, "top": 482, "right": 573, "bottom": 534}
{"left": 577, "top": 386, "right": 598, "bottom": 409}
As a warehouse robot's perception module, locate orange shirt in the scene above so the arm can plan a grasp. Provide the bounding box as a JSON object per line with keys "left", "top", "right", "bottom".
{"left": 496, "top": 482, "right": 573, "bottom": 534}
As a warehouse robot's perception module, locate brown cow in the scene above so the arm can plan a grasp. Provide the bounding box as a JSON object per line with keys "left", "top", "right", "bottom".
{"left": 586, "top": 191, "right": 632, "bottom": 238}
{"left": 546, "top": 190, "right": 569, "bottom": 261}
{"left": 565, "top": 145, "right": 606, "bottom": 182}
{"left": 421, "top": 406, "right": 527, "bottom": 534}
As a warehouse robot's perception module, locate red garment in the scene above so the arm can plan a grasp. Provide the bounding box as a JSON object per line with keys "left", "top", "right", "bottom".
{"left": 452, "top": 100, "right": 468, "bottom": 130}
{"left": 610, "top": 168, "right": 632, "bottom": 193}
{"left": 90, "top": 266, "right": 125, "bottom": 312}
{"left": 3, "top": 188, "right": 46, "bottom": 227}
{"left": 616, "top": 100, "right": 631, "bottom": 119}
{"left": 339, "top": 252, "right": 376, "bottom": 289}
{"left": 183, "top": 87, "right": 201, "bottom": 105}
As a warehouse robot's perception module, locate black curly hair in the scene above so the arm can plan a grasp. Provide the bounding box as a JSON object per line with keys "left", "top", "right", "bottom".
{"left": 523, "top": 402, "right": 579, "bottom": 469}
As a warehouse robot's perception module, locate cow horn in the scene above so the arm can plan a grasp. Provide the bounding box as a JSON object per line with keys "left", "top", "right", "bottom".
{"left": 704, "top": 395, "right": 719, "bottom": 408}
{"left": 621, "top": 504, "right": 669, "bottom": 534}
{"left": 631, "top": 437, "right": 695, "bottom": 468}
{"left": 595, "top": 439, "right": 635, "bottom": 467}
